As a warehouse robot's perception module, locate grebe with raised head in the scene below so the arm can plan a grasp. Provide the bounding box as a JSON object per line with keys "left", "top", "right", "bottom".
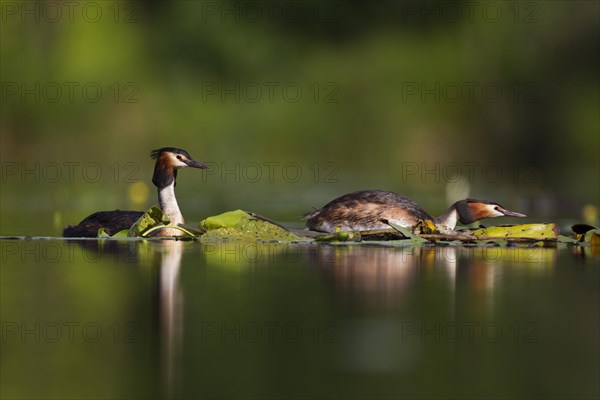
{"left": 63, "top": 147, "right": 207, "bottom": 237}
{"left": 304, "top": 190, "right": 526, "bottom": 233}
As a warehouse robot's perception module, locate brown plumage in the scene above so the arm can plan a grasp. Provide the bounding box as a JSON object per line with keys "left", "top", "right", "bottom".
{"left": 305, "top": 190, "right": 526, "bottom": 233}
{"left": 305, "top": 191, "right": 432, "bottom": 232}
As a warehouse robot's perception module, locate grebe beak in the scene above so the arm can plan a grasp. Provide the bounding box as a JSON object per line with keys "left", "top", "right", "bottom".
{"left": 184, "top": 159, "right": 209, "bottom": 169}
{"left": 496, "top": 206, "right": 526, "bottom": 218}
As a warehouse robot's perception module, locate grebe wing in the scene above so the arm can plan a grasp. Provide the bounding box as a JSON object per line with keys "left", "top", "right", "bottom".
{"left": 63, "top": 210, "right": 144, "bottom": 237}
{"left": 304, "top": 190, "right": 432, "bottom": 232}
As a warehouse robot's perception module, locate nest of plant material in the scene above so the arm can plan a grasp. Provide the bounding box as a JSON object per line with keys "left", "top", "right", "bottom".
{"left": 91, "top": 206, "right": 599, "bottom": 248}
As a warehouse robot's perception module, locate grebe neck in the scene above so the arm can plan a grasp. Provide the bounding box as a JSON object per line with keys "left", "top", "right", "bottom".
{"left": 158, "top": 182, "right": 184, "bottom": 226}
{"left": 433, "top": 207, "right": 459, "bottom": 229}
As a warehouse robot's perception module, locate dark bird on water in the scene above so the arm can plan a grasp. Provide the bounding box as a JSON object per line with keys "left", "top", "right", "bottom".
{"left": 304, "top": 190, "right": 526, "bottom": 233}
{"left": 63, "top": 148, "right": 207, "bottom": 237}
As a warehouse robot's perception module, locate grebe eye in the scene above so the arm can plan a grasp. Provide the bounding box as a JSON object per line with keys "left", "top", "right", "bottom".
{"left": 176, "top": 155, "right": 182, "bottom": 160}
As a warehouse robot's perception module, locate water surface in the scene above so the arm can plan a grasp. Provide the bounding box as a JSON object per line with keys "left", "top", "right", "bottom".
{"left": 1, "top": 239, "right": 598, "bottom": 399}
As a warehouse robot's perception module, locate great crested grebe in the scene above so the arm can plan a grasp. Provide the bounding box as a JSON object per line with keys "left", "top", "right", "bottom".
{"left": 304, "top": 190, "right": 526, "bottom": 233}
{"left": 63, "top": 147, "right": 207, "bottom": 237}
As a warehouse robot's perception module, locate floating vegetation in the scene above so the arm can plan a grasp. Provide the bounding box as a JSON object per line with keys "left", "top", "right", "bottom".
{"left": 304, "top": 222, "right": 598, "bottom": 248}
{"left": 571, "top": 224, "right": 600, "bottom": 245}
{"left": 87, "top": 206, "right": 599, "bottom": 248}
{"left": 96, "top": 206, "right": 202, "bottom": 239}
{"left": 199, "top": 210, "right": 304, "bottom": 243}
{"left": 470, "top": 223, "right": 559, "bottom": 240}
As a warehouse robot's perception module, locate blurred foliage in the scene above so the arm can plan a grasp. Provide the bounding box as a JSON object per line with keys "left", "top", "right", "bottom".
{"left": 0, "top": 0, "right": 599, "bottom": 235}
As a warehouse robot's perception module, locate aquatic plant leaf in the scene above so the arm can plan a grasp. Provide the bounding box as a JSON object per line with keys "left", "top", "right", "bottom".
{"left": 557, "top": 235, "right": 578, "bottom": 244}
{"left": 97, "top": 228, "right": 111, "bottom": 238}
{"left": 585, "top": 229, "right": 600, "bottom": 245}
{"left": 199, "top": 210, "right": 302, "bottom": 242}
{"left": 414, "top": 219, "right": 438, "bottom": 234}
{"left": 471, "top": 224, "right": 559, "bottom": 240}
{"left": 200, "top": 209, "right": 252, "bottom": 230}
{"left": 149, "top": 206, "right": 171, "bottom": 225}
{"left": 128, "top": 206, "right": 170, "bottom": 237}
{"left": 315, "top": 231, "right": 361, "bottom": 242}
{"left": 97, "top": 228, "right": 132, "bottom": 238}
{"left": 385, "top": 222, "right": 429, "bottom": 243}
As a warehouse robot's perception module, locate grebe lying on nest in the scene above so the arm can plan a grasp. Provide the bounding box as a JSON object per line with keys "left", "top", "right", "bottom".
{"left": 63, "top": 147, "right": 207, "bottom": 237}
{"left": 305, "top": 190, "right": 526, "bottom": 233}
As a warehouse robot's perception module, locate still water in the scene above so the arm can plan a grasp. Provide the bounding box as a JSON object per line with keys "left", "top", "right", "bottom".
{"left": 1, "top": 238, "right": 598, "bottom": 399}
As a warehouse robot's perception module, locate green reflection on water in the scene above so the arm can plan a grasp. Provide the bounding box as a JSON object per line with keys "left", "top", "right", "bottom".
{"left": 1, "top": 239, "right": 598, "bottom": 399}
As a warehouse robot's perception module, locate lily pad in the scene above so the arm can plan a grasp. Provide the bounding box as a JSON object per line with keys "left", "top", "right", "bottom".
{"left": 200, "top": 209, "right": 252, "bottom": 230}
{"left": 199, "top": 210, "right": 303, "bottom": 242}
{"left": 471, "top": 223, "right": 559, "bottom": 240}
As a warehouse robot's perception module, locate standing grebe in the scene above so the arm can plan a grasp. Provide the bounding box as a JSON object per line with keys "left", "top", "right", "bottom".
{"left": 63, "top": 147, "right": 207, "bottom": 237}
{"left": 304, "top": 190, "right": 526, "bottom": 233}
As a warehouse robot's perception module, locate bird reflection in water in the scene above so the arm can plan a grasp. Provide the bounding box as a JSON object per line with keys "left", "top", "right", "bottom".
{"left": 306, "top": 245, "right": 558, "bottom": 311}
{"left": 153, "top": 240, "right": 185, "bottom": 399}
{"left": 306, "top": 245, "right": 434, "bottom": 307}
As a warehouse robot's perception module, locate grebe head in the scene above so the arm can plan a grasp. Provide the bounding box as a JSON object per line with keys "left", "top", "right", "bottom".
{"left": 150, "top": 147, "right": 207, "bottom": 188}
{"left": 454, "top": 199, "right": 526, "bottom": 225}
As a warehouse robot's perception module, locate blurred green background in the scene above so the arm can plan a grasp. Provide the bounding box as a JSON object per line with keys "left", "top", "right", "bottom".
{"left": 1, "top": 0, "right": 599, "bottom": 235}
{"left": 1, "top": 3, "right": 599, "bottom": 400}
